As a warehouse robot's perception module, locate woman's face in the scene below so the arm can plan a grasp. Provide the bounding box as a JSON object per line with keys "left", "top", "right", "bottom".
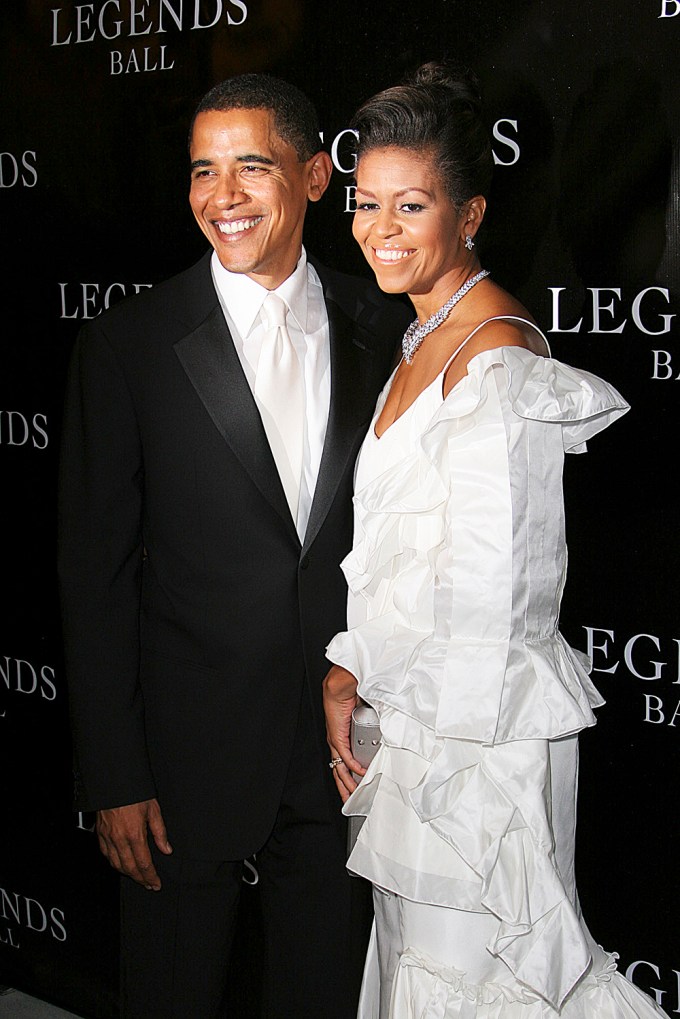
{"left": 352, "top": 146, "right": 471, "bottom": 304}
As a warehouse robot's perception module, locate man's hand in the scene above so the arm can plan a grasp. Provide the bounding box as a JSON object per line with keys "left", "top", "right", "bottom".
{"left": 322, "top": 665, "right": 363, "bottom": 803}
{"left": 96, "top": 798, "right": 172, "bottom": 890}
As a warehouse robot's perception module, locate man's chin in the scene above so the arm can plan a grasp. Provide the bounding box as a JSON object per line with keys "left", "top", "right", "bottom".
{"left": 212, "top": 248, "right": 260, "bottom": 276}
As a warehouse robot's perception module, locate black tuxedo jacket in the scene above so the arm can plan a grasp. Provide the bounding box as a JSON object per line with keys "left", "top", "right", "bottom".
{"left": 58, "top": 251, "right": 409, "bottom": 859}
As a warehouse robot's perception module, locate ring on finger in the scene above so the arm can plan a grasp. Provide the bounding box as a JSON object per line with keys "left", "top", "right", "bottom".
{"left": 329, "top": 757, "right": 343, "bottom": 770}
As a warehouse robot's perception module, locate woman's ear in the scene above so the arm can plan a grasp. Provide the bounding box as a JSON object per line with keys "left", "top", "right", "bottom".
{"left": 461, "top": 195, "right": 487, "bottom": 242}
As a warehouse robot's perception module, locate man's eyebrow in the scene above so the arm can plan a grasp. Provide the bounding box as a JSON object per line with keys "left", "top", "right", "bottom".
{"left": 190, "top": 154, "right": 276, "bottom": 171}
{"left": 236, "top": 154, "right": 275, "bottom": 166}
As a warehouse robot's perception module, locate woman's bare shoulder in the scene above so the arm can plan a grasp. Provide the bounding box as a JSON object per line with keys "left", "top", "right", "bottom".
{"left": 443, "top": 286, "right": 547, "bottom": 396}
{"left": 467, "top": 317, "right": 546, "bottom": 355}
{"left": 462, "top": 284, "right": 547, "bottom": 357}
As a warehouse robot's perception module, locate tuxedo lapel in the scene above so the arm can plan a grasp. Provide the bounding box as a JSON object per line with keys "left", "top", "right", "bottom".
{"left": 303, "top": 294, "right": 371, "bottom": 553}
{"left": 172, "top": 254, "right": 391, "bottom": 553}
{"left": 174, "top": 305, "right": 298, "bottom": 540}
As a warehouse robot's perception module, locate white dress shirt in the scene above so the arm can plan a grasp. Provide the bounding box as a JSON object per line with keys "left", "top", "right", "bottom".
{"left": 210, "top": 248, "right": 331, "bottom": 541}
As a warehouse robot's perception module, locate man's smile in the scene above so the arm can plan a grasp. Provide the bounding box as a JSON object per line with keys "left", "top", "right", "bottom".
{"left": 214, "top": 216, "right": 264, "bottom": 236}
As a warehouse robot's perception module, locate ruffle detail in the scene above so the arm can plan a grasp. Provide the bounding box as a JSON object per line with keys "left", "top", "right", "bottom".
{"left": 345, "top": 744, "right": 487, "bottom": 910}
{"left": 498, "top": 348, "right": 630, "bottom": 453}
{"left": 408, "top": 740, "right": 589, "bottom": 1008}
{"left": 433, "top": 633, "right": 603, "bottom": 745}
{"left": 348, "top": 738, "right": 596, "bottom": 1008}
{"left": 347, "top": 704, "right": 664, "bottom": 1010}
{"left": 419, "top": 347, "right": 630, "bottom": 456}
{"left": 345, "top": 736, "right": 597, "bottom": 1006}
{"left": 392, "top": 948, "right": 543, "bottom": 1013}
{"left": 341, "top": 448, "right": 448, "bottom": 603}
{"left": 389, "top": 949, "right": 667, "bottom": 1017}
{"left": 330, "top": 630, "right": 602, "bottom": 750}
{"left": 327, "top": 446, "right": 449, "bottom": 690}
{"left": 329, "top": 347, "right": 637, "bottom": 1011}
{"left": 327, "top": 348, "right": 623, "bottom": 745}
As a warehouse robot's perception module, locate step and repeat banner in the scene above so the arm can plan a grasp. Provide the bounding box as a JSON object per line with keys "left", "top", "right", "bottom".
{"left": 1, "top": 1, "right": 678, "bottom": 1016}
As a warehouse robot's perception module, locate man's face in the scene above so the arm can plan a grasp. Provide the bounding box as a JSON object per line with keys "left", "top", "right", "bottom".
{"left": 189, "top": 107, "right": 330, "bottom": 290}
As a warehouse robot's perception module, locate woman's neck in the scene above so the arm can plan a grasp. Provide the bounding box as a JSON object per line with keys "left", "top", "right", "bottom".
{"left": 409, "top": 259, "right": 482, "bottom": 323}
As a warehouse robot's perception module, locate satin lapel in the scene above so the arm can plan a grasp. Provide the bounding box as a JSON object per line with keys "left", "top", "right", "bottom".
{"left": 303, "top": 296, "right": 370, "bottom": 553}
{"left": 174, "top": 305, "right": 298, "bottom": 539}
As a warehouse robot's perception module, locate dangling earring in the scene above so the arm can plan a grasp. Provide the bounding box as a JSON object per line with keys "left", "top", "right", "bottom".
{"left": 465, "top": 234, "right": 475, "bottom": 251}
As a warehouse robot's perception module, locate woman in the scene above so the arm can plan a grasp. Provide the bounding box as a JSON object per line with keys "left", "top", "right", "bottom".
{"left": 323, "top": 63, "right": 666, "bottom": 1018}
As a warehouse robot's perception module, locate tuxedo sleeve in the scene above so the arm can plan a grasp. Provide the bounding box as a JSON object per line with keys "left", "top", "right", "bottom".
{"left": 58, "top": 319, "right": 156, "bottom": 811}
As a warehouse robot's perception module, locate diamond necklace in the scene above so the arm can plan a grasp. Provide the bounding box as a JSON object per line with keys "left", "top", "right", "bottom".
{"left": 402, "top": 269, "right": 490, "bottom": 364}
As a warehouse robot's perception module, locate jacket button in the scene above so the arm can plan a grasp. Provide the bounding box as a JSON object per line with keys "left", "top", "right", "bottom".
{"left": 300, "top": 555, "right": 310, "bottom": 570}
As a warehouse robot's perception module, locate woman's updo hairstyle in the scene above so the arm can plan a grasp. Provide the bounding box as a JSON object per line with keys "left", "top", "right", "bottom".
{"left": 351, "top": 61, "right": 493, "bottom": 209}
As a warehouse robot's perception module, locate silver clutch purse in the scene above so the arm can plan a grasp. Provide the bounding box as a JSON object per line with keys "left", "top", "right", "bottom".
{"left": 347, "top": 700, "right": 382, "bottom": 856}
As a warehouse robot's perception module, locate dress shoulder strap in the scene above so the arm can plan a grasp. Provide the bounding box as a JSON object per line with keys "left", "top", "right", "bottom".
{"left": 442, "top": 315, "right": 551, "bottom": 374}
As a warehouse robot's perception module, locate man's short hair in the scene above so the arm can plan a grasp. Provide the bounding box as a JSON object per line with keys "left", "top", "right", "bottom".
{"left": 191, "top": 73, "right": 322, "bottom": 161}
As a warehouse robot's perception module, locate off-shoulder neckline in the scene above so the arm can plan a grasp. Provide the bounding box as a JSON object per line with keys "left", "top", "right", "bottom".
{"left": 373, "top": 316, "right": 550, "bottom": 441}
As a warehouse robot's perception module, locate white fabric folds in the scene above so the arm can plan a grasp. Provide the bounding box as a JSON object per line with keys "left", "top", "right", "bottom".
{"left": 388, "top": 948, "right": 666, "bottom": 1018}
{"left": 326, "top": 343, "right": 665, "bottom": 1015}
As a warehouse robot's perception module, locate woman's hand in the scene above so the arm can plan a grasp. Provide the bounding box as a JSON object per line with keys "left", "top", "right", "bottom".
{"left": 322, "top": 664, "right": 364, "bottom": 802}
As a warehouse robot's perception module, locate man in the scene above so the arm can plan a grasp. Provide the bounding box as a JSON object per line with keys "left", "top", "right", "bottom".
{"left": 58, "top": 74, "right": 409, "bottom": 1018}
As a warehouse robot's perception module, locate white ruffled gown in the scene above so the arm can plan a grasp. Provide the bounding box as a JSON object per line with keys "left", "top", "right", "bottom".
{"left": 326, "top": 318, "right": 666, "bottom": 1018}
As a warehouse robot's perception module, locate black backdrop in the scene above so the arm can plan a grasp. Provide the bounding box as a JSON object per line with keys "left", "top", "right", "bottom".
{"left": 1, "top": 1, "right": 678, "bottom": 1015}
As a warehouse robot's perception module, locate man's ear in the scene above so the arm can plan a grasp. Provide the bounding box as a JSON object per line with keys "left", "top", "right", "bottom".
{"left": 306, "top": 151, "right": 333, "bottom": 202}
